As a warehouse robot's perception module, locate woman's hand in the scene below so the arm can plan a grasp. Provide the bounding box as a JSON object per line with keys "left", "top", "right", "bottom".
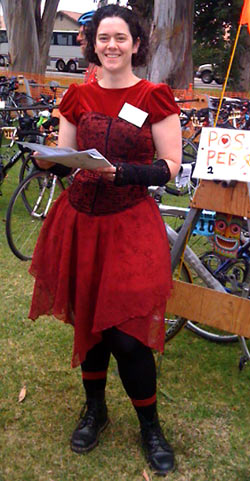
{"left": 32, "top": 151, "right": 56, "bottom": 170}
{"left": 96, "top": 165, "right": 116, "bottom": 182}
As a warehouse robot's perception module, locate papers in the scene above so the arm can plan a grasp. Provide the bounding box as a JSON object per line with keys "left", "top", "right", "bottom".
{"left": 18, "top": 142, "right": 112, "bottom": 170}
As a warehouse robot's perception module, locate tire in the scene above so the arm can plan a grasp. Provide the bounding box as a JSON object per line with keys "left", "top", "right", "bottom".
{"left": 18, "top": 130, "right": 58, "bottom": 183}
{"left": 165, "top": 138, "right": 198, "bottom": 197}
{"left": 201, "top": 70, "right": 213, "bottom": 84}
{"left": 0, "top": 107, "right": 11, "bottom": 125}
{"left": 180, "top": 109, "right": 191, "bottom": 128}
{"left": 19, "top": 153, "right": 37, "bottom": 183}
{"left": 0, "top": 55, "right": 5, "bottom": 67}
{"left": 6, "top": 171, "right": 64, "bottom": 261}
{"left": 18, "top": 132, "right": 52, "bottom": 183}
{"left": 186, "top": 320, "right": 238, "bottom": 343}
{"left": 166, "top": 224, "right": 239, "bottom": 343}
{"left": 165, "top": 260, "right": 191, "bottom": 342}
{"left": 67, "top": 60, "right": 77, "bottom": 73}
{"left": 13, "top": 92, "right": 34, "bottom": 109}
{"left": 56, "top": 59, "right": 66, "bottom": 72}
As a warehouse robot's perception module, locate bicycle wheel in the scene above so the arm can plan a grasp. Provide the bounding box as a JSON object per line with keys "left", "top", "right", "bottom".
{"left": 165, "top": 260, "right": 192, "bottom": 342}
{"left": 6, "top": 171, "right": 64, "bottom": 261}
{"left": 166, "top": 224, "right": 239, "bottom": 343}
{"left": 165, "top": 138, "right": 198, "bottom": 197}
{"left": 13, "top": 92, "right": 35, "bottom": 109}
{"left": 19, "top": 152, "right": 37, "bottom": 183}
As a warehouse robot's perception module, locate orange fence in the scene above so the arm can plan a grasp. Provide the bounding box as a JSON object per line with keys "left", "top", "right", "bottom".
{"left": 1, "top": 69, "right": 250, "bottom": 111}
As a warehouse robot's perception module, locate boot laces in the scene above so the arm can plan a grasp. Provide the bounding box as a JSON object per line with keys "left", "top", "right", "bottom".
{"left": 142, "top": 421, "right": 171, "bottom": 453}
{"left": 78, "top": 402, "right": 99, "bottom": 428}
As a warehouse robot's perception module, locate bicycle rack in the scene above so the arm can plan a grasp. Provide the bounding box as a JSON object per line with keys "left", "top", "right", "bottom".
{"left": 168, "top": 179, "right": 250, "bottom": 370}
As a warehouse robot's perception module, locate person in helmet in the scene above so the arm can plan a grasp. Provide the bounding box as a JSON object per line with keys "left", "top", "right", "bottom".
{"left": 77, "top": 11, "right": 95, "bottom": 55}
{"left": 77, "top": 10, "right": 102, "bottom": 83}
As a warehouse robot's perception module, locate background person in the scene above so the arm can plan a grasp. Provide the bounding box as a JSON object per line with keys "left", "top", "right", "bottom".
{"left": 77, "top": 10, "right": 102, "bottom": 83}
{"left": 29, "top": 4, "right": 181, "bottom": 476}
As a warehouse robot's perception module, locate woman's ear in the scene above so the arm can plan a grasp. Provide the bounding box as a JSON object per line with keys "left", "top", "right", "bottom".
{"left": 132, "top": 37, "right": 140, "bottom": 54}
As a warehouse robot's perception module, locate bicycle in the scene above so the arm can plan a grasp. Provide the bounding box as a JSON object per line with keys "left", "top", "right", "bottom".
{"left": 157, "top": 203, "right": 239, "bottom": 343}
{"left": 166, "top": 221, "right": 250, "bottom": 368}
{"left": 155, "top": 185, "right": 250, "bottom": 367}
{"left": 148, "top": 184, "right": 250, "bottom": 342}
{"left": 5, "top": 169, "right": 65, "bottom": 261}
{"left": 0, "top": 104, "right": 59, "bottom": 195}
{"left": 0, "top": 76, "right": 39, "bottom": 125}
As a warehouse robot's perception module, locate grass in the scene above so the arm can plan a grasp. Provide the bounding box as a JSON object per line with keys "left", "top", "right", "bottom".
{"left": 1, "top": 156, "right": 250, "bottom": 481}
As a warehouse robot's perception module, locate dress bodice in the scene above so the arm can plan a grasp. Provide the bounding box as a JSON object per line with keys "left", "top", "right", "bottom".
{"left": 68, "top": 112, "right": 152, "bottom": 215}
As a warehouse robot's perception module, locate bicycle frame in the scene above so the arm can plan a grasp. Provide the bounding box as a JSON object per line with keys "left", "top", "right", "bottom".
{"left": 0, "top": 127, "right": 47, "bottom": 190}
{"left": 30, "top": 175, "right": 59, "bottom": 219}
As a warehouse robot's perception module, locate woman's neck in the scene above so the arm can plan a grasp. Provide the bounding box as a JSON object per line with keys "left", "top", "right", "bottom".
{"left": 98, "top": 70, "right": 140, "bottom": 89}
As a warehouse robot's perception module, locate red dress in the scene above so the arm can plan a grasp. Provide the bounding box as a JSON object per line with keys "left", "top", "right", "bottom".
{"left": 29, "top": 79, "right": 180, "bottom": 368}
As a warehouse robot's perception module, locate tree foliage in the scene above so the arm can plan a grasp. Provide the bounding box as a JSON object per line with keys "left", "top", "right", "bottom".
{"left": 1, "top": 0, "right": 59, "bottom": 74}
{"left": 193, "top": 0, "right": 250, "bottom": 90}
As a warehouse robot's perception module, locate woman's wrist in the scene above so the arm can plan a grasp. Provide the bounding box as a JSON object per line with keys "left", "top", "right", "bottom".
{"left": 114, "top": 159, "right": 171, "bottom": 187}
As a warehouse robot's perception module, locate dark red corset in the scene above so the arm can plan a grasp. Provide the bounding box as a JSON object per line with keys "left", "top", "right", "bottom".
{"left": 68, "top": 170, "right": 148, "bottom": 215}
{"left": 68, "top": 111, "right": 154, "bottom": 215}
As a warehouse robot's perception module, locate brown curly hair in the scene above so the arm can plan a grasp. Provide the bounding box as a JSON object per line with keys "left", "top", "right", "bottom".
{"left": 85, "top": 5, "right": 149, "bottom": 67}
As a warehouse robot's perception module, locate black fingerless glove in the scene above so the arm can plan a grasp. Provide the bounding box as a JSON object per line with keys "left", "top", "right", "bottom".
{"left": 47, "top": 163, "right": 72, "bottom": 178}
{"left": 114, "top": 159, "right": 171, "bottom": 187}
{"left": 33, "top": 158, "right": 72, "bottom": 178}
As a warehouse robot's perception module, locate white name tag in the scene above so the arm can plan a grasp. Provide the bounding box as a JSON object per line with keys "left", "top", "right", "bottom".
{"left": 118, "top": 102, "right": 148, "bottom": 128}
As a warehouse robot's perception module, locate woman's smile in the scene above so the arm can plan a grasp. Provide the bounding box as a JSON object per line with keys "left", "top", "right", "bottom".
{"left": 94, "top": 17, "right": 139, "bottom": 73}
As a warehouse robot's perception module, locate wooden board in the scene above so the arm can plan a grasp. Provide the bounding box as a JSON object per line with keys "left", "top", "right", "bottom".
{"left": 167, "top": 280, "right": 250, "bottom": 338}
{"left": 190, "top": 180, "right": 250, "bottom": 218}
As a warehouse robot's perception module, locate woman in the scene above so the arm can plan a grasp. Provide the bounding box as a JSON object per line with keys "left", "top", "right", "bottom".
{"left": 29, "top": 5, "right": 181, "bottom": 476}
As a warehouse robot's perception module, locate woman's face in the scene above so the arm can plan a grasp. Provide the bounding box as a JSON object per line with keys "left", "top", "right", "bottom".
{"left": 94, "top": 16, "right": 139, "bottom": 73}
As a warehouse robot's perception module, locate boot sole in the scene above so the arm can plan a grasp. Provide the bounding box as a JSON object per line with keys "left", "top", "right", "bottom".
{"left": 147, "top": 456, "right": 176, "bottom": 476}
{"left": 70, "top": 418, "right": 110, "bottom": 454}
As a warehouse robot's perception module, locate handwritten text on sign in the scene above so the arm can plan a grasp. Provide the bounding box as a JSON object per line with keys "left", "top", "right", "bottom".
{"left": 192, "top": 127, "right": 250, "bottom": 182}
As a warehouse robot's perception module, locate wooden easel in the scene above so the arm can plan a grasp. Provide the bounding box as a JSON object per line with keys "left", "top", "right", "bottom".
{"left": 167, "top": 180, "right": 250, "bottom": 338}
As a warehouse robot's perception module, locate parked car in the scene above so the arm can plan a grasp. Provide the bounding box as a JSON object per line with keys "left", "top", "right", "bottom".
{"left": 195, "top": 64, "right": 223, "bottom": 85}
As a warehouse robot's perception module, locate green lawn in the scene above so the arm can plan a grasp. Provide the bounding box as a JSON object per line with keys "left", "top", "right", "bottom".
{"left": 1, "top": 157, "right": 250, "bottom": 481}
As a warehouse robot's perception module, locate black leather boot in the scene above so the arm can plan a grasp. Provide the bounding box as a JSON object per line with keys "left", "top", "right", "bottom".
{"left": 139, "top": 413, "right": 175, "bottom": 476}
{"left": 71, "top": 398, "right": 109, "bottom": 453}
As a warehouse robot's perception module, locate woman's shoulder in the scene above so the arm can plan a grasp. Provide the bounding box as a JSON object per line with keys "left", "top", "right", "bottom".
{"left": 138, "top": 80, "right": 180, "bottom": 122}
{"left": 140, "top": 79, "right": 175, "bottom": 96}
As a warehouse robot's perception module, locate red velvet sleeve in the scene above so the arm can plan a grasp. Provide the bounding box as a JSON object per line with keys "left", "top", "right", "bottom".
{"left": 59, "top": 83, "right": 80, "bottom": 126}
{"left": 148, "top": 84, "right": 180, "bottom": 124}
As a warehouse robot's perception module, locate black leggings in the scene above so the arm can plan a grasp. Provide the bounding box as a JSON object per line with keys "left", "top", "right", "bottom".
{"left": 81, "top": 327, "right": 157, "bottom": 403}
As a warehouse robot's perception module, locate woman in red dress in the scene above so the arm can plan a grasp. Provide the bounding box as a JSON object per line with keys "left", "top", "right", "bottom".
{"left": 29, "top": 5, "right": 181, "bottom": 476}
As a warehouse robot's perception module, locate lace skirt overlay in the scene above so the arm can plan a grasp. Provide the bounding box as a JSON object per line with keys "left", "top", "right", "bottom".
{"left": 29, "top": 109, "right": 173, "bottom": 367}
{"left": 29, "top": 190, "right": 172, "bottom": 367}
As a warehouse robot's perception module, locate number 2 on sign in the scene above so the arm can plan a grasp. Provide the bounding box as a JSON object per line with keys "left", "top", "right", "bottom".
{"left": 207, "top": 166, "right": 214, "bottom": 174}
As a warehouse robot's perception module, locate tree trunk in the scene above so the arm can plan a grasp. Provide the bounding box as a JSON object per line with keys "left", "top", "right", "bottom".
{"left": 147, "top": 0, "right": 194, "bottom": 88}
{"left": 1, "top": 0, "right": 59, "bottom": 74}
{"left": 238, "top": 30, "right": 250, "bottom": 92}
